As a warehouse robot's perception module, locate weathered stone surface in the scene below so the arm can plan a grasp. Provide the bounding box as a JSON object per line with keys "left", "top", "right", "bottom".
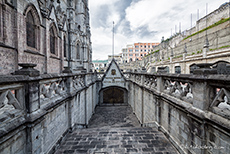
{"left": 128, "top": 72, "right": 230, "bottom": 154}
{"left": 55, "top": 106, "right": 178, "bottom": 154}
{"left": 0, "top": 0, "right": 92, "bottom": 75}
{"left": 88, "top": 106, "right": 140, "bottom": 128}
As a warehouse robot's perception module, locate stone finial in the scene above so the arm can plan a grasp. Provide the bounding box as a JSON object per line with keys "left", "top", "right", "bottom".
{"left": 161, "top": 36, "right": 164, "bottom": 42}
{"left": 184, "top": 43, "right": 187, "bottom": 53}
{"left": 203, "top": 35, "right": 209, "bottom": 58}
{"left": 63, "top": 67, "right": 72, "bottom": 73}
{"left": 14, "top": 63, "right": 40, "bottom": 77}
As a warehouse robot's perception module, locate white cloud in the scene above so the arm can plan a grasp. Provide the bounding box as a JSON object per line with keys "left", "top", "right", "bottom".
{"left": 89, "top": 0, "right": 228, "bottom": 60}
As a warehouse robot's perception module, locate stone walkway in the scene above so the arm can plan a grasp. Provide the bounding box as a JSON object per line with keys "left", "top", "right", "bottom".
{"left": 55, "top": 106, "right": 179, "bottom": 154}
{"left": 88, "top": 106, "right": 140, "bottom": 128}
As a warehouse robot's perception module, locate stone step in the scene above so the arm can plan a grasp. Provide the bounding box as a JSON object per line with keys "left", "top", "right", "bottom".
{"left": 55, "top": 126, "right": 179, "bottom": 154}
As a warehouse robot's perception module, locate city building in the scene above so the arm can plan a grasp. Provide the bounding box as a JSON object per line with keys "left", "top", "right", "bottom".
{"left": 108, "top": 54, "right": 123, "bottom": 64}
{"left": 122, "top": 43, "right": 160, "bottom": 63}
{"left": 92, "top": 60, "right": 108, "bottom": 71}
{"left": 121, "top": 47, "right": 129, "bottom": 63}
{"left": 135, "top": 2, "right": 230, "bottom": 74}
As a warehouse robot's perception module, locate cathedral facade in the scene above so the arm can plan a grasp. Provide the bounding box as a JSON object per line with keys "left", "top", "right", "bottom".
{"left": 0, "top": 0, "right": 92, "bottom": 75}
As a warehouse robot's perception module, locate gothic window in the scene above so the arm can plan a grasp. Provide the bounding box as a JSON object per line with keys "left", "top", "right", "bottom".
{"left": 26, "top": 11, "right": 36, "bottom": 48}
{"left": 76, "top": 43, "right": 80, "bottom": 59}
{"left": 64, "top": 36, "right": 67, "bottom": 57}
{"left": 50, "top": 27, "right": 55, "bottom": 54}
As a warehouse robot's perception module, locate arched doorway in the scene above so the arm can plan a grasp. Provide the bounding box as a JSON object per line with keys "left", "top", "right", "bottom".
{"left": 99, "top": 87, "right": 128, "bottom": 105}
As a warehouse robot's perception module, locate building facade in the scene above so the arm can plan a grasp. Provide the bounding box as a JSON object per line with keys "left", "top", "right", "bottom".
{"left": 108, "top": 54, "right": 123, "bottom": 64}
{"left": 135, "top": 2, "right": 230, "bottom": 74}
{"left": 92, "top": 60, "right": 108, "bottom": 71}
{"left": 0, "top": 0, "right": 92, "bottom": 75}
{"left": 122, "top": 43, "right": 159, "bottom": 63}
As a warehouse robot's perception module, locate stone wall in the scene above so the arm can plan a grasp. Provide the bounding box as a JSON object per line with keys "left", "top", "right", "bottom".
{"left": 126, "top": 72, "right": 230, "bottom": 154}
{"left": 0, "top": 72, "right": 98, "bottom": 154}
{"left": 126, "top": 3, "right": 230, "bottom": 73}
{"left": 0, "top": 0, "right": 92, "bottom": 75}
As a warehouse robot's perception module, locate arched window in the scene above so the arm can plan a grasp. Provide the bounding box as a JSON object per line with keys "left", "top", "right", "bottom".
{"left": 175, "top": 66, "right": 181, "bottom": 74}
{"left": 26, "top": 11, "right": 35, "bottom": 48}
{"left": 50, "top": 27, "right": 55, "bottom": 54}
{"left": 76, "top": 43, "right": 80, "bottom": 59}
{"left": 64, "top": 36, "right": 67, "bottom": 57}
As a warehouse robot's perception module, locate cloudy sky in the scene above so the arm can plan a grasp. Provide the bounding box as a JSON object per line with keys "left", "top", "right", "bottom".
{"left": 89, "top": 0, "right": 228, "bottom": 60}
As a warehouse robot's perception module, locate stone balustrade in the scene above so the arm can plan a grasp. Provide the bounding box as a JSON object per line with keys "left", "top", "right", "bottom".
{"left": 0, "top": 70, "right": 99, "bottom": 154}
{"left": 1, "top": 65, "right": 230, "bottom": 154}
{"left": 124, "top": 71, "right": 230, "bottom": 154}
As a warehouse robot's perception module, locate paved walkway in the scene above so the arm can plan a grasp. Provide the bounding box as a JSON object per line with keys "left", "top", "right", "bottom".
{"left": 88, "top": 106, "right": 140, "bottom": 128}
{"left": 55, "top": 106, "right": 179, "bottom": 154}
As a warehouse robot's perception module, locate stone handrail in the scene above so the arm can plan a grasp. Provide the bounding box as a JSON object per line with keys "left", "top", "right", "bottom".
{"left": 124, "top": 72, "right": 230, "bottom": 154}
{"left": 124, "top": 72, "right": 230, "bottom": 122}
{"left": 0, "top": 72, "right": 97, "bottom": 139}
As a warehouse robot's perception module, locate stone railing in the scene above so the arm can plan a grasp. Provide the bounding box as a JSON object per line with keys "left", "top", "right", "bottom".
{"left": 39, "top": 75, "right": 69, "bottom": 108}
{"left": 125, "top": 72, "right": 230, "bottom": 118}
{"left": 0, "top": 65, "right": 99, "bottom": 154}
{"left": 125, "top": 71, "right": 230, "bottom": 154}
{"left": 0, "top": 75, "right": 27, "bottom": 137}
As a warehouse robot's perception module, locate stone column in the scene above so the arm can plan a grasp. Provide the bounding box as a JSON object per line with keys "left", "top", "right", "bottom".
{"left": 193, "top": 81, "right": 211, "bottom": 110}
{"left": 14, "top": 63, "right": 42, "bottom": 154}
{"left": 14, "top": 64, "right": 40, "bottom": 113}
{"left": 67, "top": 0, "right": 75, "bottom": 72}
{"left": 157, "top": 75, "right": 164, "bottom": 93}
{"left": 193, "top": 63, "right": 216, "bottom": 110}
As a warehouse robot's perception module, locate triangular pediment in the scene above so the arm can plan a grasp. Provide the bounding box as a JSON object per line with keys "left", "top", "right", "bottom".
{"left": 102, "top": 59, "right": 125, "bottom": 88}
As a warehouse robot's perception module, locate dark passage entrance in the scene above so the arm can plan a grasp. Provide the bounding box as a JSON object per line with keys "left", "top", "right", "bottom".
{"left": 103, "top": 87, "right": 124, "bottom": 104}
{"left": 100, "top": 87, "right": 128, "bottom": 105}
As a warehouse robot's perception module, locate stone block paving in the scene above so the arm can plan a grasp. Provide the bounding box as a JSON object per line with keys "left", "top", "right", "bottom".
{"left": 54, "top": 106, "right": 179, "bottom": 154}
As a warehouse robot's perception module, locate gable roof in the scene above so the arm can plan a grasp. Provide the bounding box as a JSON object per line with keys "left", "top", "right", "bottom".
{"left": 101, "top": 58, "right": 125, "bottom": 81}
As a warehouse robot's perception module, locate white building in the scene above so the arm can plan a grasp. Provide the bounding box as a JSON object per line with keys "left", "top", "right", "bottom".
{"left": 108, "top": 54, "right": 123, "bottom": 64}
